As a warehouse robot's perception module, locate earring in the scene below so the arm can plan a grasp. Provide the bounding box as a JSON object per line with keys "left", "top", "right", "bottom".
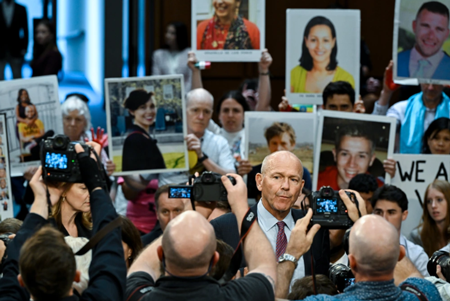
{"left": 128, "top": 256, "right": 132, "bottom": 260}
{"left": 62, "top": 196, "right": 66, "bottom": 202}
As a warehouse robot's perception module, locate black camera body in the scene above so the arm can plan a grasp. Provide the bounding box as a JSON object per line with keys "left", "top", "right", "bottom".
{"left": 311, "top": 186, "right": 355, "bottom": 229}
{"left": 0, "top": 232, "right": 12, "bottom": 264}
{"left": 428, "top": 250, "right": 450, "bottom": 281}
{"left": 329, "top": 263, "right": 355, "bottom": 292}
{"left": 168, "top": 171, "right": 236, "bottom": 202}
{"left": 40, "top": 135, "right": 90, "bottom": 183}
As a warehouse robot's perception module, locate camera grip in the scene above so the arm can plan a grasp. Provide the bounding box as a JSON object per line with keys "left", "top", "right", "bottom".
{"left": 77, "top": 151, "right": 104, "bottom": 193}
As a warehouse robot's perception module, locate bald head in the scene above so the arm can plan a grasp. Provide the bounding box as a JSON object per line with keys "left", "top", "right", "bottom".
{"left": 162, "top": 211, "right": 216, "bottom": 272}
{"left": 186, "top": 88, "right": 214, "bottom": 107}
{"left": 261, "top": 150, "right": 303, "bottom": 178}
{"left": 349, "top": 215, "right": 399, "bottom": 277}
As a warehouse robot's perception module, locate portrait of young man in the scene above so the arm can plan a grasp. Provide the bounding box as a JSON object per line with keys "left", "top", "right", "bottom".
{"left": 396, "top": 0, "right": 450, "bottom": 80}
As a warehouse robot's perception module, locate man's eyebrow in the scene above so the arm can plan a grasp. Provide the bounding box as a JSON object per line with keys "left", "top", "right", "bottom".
{"left": 338, "top": 148, "right": 370, "bottom": 155}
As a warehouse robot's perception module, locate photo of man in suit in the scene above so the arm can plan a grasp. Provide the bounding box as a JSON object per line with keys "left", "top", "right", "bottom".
{"left": 0, "top": 0, "right": 28, "bottom": 80}
{"left": 397, "top": 1, "right": 450, "bottom": 80}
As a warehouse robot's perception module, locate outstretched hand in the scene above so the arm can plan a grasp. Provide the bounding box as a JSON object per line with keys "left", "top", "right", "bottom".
{"left": 339, "top": 190, "right": 367, "bottom": 222}
{"left": 29, "top": 166, "right": 64, "bottom": 208}
{"left": 222, "top": 173, "right": 248, "bottom": 214}
{"left": 286, "top": 208, "right": 321, "bottom": 259}
{"left": 86, "top": 127, "right": 108, "bottom": 148}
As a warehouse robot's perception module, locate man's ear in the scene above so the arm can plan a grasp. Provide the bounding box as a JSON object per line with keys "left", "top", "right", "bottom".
{"left": 212, "top": 251, "right": 220, "bottom": 267}
{"left": 398, "top": 245, "right": 406, "bottom": 262}
{"left": 369, "top": 154, "right": 376, "bottom": 167}
{"left": 332, "top": 148, "right": 337, "bottom": 162}
{"left": 412, "top": 20, "right": 417, "bottom": 32}
{"left": 74, "top": 270, "right": 81, "bottom": 283}
{"left": 401, "top": 209, "right": 408, "bottom": 222}
{"left": 255, "top": 173, "right": 263, "bottom": 192}
{"left": 157, "top": 245, "right": 164, "bottom": 262}
{"left": 17, "top": 274, "right": 25, "bottom": 288}
{"left": 348, "top": 254, "right": 357, "bottom": 271}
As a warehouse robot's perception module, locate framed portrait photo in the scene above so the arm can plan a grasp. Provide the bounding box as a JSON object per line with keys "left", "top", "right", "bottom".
{"left": 192, "top": 0, "right": 266, "bottom": 62}
{"left": 105, "top": 75, "right": 188, "bottom": 176}
{"left": 285, "top": 9, "right": 360, "bottom": 105}
{"left": 393, "top": 0, "right": 450, "bottom": 85}
{"left": 0, "top": 114, "right": 14, "bottom": 220}
{"left": 313, "top": 111, "right": 396, "bottom": 191}
{"left": 0, "top": 75, "right": 63, "bottom": 176}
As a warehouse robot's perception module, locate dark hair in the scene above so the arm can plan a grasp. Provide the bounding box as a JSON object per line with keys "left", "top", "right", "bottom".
{"left": 322, "top": 81, "right": 355, "bottom": 106}
{"left": 120, "top": 216, "right": 143, "bottom": 267}
{"left": 240, "top": 78, "right": 259, "bottom": 91}
{"left": 299, "top": 16, "right": 338, "bottom": 71}
{"left": 210, "top": 239, "right": 234, "bottom": 280}
{"left": 16, "top": 89, "right": 30, "bottom": 104}
{"left": 123, "top": 89, "right": 154, "bottom": 111}
{"left": 32, "top": 19, "right": 59, "bottom": 62}
{"left": 422, "top": 117, "right": 450, "bottom": 154}
{"left": 417, "top": 1, "right": 449, "bottom": 22}
{"left": 19, "top": 226, "right": 76, "bottom": 301}
{"left": 334, "top": 125, "right": 375, "bottom": 153}
{"left": 264, "top": 122, "right": 296, "bottom": 145}
{"left": 288, "top": 275, "right": 338, "bottom": 299}
{"left": 155, "top": 184, "right": 171, "bottom": 210}
{"left": 65, "top": 93, "right": 89, "bottom": 104}
{"left": 348, "top": 174, "right": 378, "bottom": 194}
{"left": 164, "top": 22, "right": 189, "bottom": 51}
{"left": 371, "top": 185, "right": 408, "bottom": 212}
{"left": 0, "top": 218, "right": 23, "bottom": 234}
{"left": 216, "top": 90, "right": 250, "bottom": 114}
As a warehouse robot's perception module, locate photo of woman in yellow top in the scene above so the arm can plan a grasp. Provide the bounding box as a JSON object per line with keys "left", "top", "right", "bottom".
{"left": 290, "top": 16, "right": 355, "bottom": 93}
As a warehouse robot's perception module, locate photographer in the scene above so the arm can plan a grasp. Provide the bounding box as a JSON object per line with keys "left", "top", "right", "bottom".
{"left": 0, "top": 142, "right": 126, "bottom": 300}
{"left": 126, "top": 173, "right": 276, "bottom": 301}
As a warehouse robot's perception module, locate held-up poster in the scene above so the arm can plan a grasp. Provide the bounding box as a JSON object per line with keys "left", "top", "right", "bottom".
{"left": 285, "top": 9, "right": 360, "bottom": 104}
{"left": 105, "top": 75, "right": 188, "bottom": 176}
{"left": 0, "top": 75, "right": 63, "bottom": 176}
{"left": 0, "top": 114, "right": 14, "bottom": 220}
{"left": 391, "top": 154, "right": 450, "bottom": 236}
{"left": 313, "top": 111, "right": 396, "bottom": 191}
{"left": 393, "top": 0, "right": 450, "bottom": 85}
{"left": 192, "top": 0, "right": 265, "bottom": 62}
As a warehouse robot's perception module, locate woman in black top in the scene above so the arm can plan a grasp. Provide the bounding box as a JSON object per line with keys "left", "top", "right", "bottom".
{"left": 31, "top": 19, "right": 62, "bottom": 77}
{"left": 122, "top": 89, "right": 166, "bottom": 171}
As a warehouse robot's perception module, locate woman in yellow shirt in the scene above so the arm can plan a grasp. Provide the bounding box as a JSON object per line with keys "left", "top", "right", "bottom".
{"left": 290, "top": 16, "right": 354, "bottom": 93}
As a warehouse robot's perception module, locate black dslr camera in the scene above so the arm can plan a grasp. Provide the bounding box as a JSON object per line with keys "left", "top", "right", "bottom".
{"left": 329, "top": 263, "right": 355, "bottom": 292}
{"left": 428, "top": 250, "right": 450, "bottom": 281}
{"left": 0, "top": 232, "right": 12, "bottom": 265}
{"left": 311, "top": 186, "right": 355, "bottom": 229}
{"left": 168, "top": 171, "right": 236, "bottom": 202}
{"left": 40, "top": 135, "right": 90, "bottom": 183}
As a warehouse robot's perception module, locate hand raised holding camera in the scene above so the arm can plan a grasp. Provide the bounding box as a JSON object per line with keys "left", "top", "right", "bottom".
{"left": 75, "top": 142, "right": 104, "bottom": 193}
{"left": 339, "top": 190, "right": 367, "bottom": 222}
{"left": 29, "top": 166, "right": 64, "bottom": 218}
{"left": 221, "top": 173, "right": 248, "bottom": 215}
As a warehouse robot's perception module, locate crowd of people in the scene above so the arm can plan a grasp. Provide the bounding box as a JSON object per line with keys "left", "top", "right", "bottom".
{"left": 1, "top": 0, "right": 450, "bottom": 300}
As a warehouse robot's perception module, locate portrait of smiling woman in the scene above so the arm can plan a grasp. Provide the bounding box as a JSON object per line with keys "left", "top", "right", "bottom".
{"left": 290, "top": 16, "right": 355, "bottom": 94}
{"left": 122, "top": 89, "right": 166, "bottom": 172}
{"left": 197, "top": 0, "right": 260, "bottom": 50}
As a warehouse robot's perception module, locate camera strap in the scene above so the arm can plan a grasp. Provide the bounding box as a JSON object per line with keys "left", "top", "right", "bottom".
{"left": 400, "top": 283, "right": 429, "bottom": 301}
{"left": 75, "top": 216, "right": 122, "bottom": 256}
{"left": 221, "top": 207, "right": 257, "bottom": 282}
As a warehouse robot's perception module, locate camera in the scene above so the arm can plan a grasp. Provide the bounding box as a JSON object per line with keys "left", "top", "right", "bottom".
{"left": 168, "top": 171, "right": 236, "bottom": 202}
{"left": 0, "top": 232, "right": 12, "bottom": 265}
{"left": 40, "top": 135, "right": 90, "bottom": 183}
{"left": 329, "top": 263, "right": 355, "bottom": 292}
{"left": 428, "top": 250, "right": 450, "bottom": 281}
{"left": 311, "top": 186, "right": 355, "bottom": 229}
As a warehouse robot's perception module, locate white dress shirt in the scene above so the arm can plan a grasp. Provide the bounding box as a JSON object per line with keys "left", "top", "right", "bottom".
{"left": 400, "top": 234, "right": 430, "bottom": 277}
{"left": 257, "top": 201, "right": 306, "bottom": 286}
{"left": 409, "top": 47, "right": 445, "bottom": 79}
{"left": 2, "top": 0, "right": 15, "bottom": 27}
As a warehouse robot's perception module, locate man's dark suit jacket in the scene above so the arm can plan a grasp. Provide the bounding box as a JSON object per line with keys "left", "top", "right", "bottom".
{"left": 211, "top": 204, "right": 330, "bottom": 276}
{"left": 0, "top": 3, "right": 28, "bottom": 58}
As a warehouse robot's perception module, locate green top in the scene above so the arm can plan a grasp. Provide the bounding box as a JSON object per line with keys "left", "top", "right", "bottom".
{"left": 290, "top": 65, "right": 355, "bottom": 93}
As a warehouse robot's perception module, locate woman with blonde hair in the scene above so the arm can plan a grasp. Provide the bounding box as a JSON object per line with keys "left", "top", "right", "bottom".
{"left": 409, "top": 179, "right": 450, "bottom": 256}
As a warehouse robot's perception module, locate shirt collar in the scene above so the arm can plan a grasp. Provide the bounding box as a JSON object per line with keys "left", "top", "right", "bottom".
{"left": 411, "top": 47, "right": 445, "bottom": 68}
{"left": 257, "top": 200, "right": 295, "bottom": 232}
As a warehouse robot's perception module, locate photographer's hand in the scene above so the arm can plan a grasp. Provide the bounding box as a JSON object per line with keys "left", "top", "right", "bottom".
{"left": 221, "top": 173, "right": 248, "bottom": 230}
{"left": 75, "top": 143, "right": 103, "bottom": 193}
{"left": 339, "top": 190, "right": 367, "bottom": 222}
{"left": 277, "top": 208, "right": 320, "bottom": 299}
{"left": 29, "top": 166, "right": 63, "bottom": 219}
{"left": 437, "top": 265, "right": 447, "bottom": 281}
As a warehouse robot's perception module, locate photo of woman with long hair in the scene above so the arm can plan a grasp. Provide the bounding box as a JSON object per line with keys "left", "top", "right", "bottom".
{"left": 410, "top": 179, "right": 450, "bottom": 256}
{"left": 290, "top": 16, "right": 355, "bottom": 94}
{"left": 197, "top": 0, "right": 260, "bottom": 50}
{"left": 122, "top": 89, "right": 166, "bottom": 171}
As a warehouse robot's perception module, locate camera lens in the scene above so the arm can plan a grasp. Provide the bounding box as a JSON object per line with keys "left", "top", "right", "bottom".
{"left": 428, "top": 250, "right": 450, "bottom": 281}
{"left": 53, "top": 135, "right": 68, "bottom": 150}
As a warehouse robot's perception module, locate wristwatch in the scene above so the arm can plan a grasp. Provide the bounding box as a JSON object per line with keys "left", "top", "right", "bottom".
{"left": 198, "top": 152, "right": 208, "bottom": 163}
{"left": 278, "top": 253, "right": 298, "bottom": 268}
